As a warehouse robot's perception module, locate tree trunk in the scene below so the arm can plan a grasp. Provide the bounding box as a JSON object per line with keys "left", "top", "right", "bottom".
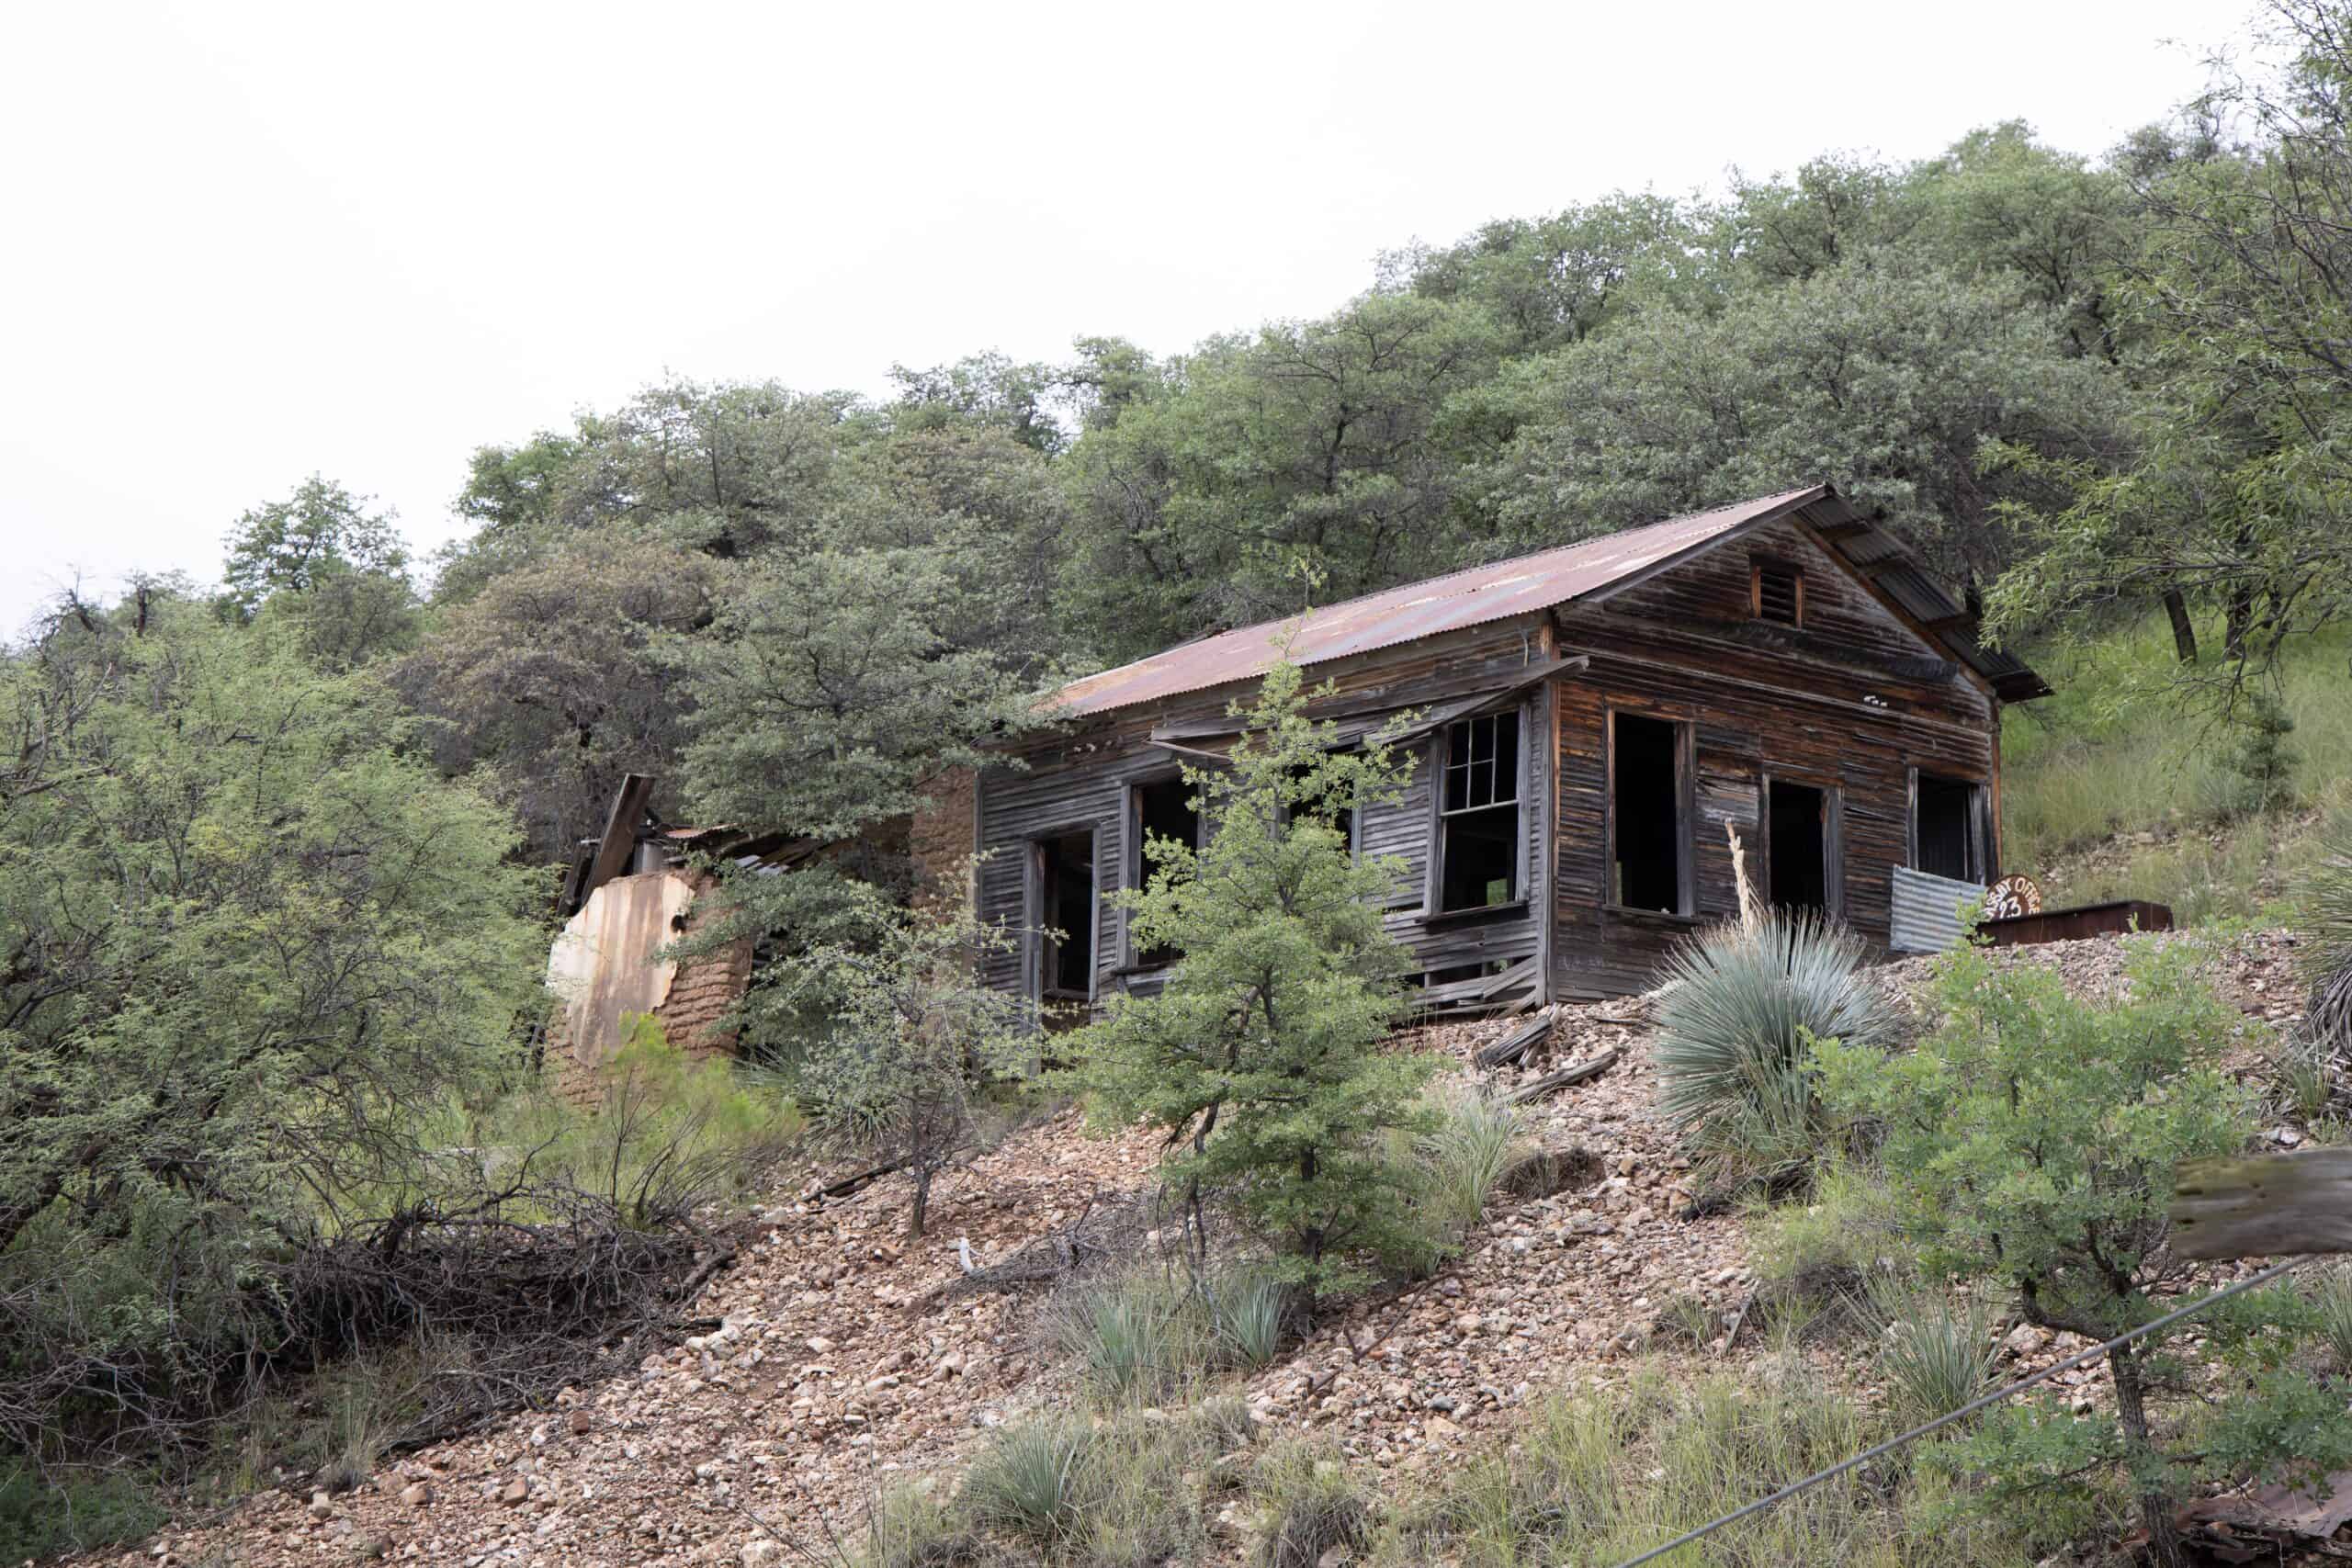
{"left": 2109, "top": 1342, "right": 2185, "bottom": 1568}
{"left": 2161, "top": 590, "right": 2198, "bottom": 664}
{"left": 2225, "top": 583, "right": 2254, "bottom": 664}
{"left": 909, "top": 1167, "right": 932, "bottom": 1240}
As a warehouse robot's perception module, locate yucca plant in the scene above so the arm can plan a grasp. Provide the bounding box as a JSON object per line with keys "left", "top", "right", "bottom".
{"left": 2299, "top": 813, "right": 2352, "bottom": 1049}
{"left": 1867, "top": 1280, "right": 1999, "bottom": 1427}
{"left": 1253, "top": 1442, "right": 1369, "bottom": 1568}
{"left": 960, "top": 1417, "right": 1096, "bottom": 1544}
{"left": 1412, "top": 1077, "right": 1532, "bottom": 1250}
{"left": 1654, "top": 908, "right": 1896, "bottom": 1190}
{"left": 1051, "top": 1271, "right": 1204, "bottom": 1403}
{"left": 1206, "top": 1269, "right": 1290, "bottom": 1371}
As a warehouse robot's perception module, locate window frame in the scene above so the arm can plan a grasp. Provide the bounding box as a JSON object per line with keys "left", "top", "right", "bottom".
{"left": 1906, "top": 767, "right": 1994, "bottom": 885}
{"left": 1118, "top": 773, "right": 1204, "bottom": 971}
{"left": 1758, "top": 770, "right": 1845, "bottom": 921}
{"left": 1425, "top": 705, "right": 1529, "bottom": 916}
{"left": 1022, "top": 823, "right": 1103, "bottom": 1005}
{"left": 1283, "top": 750, "right": 1363, "bottom": 861}
{"left": 1602, "top": 706, "right": 1696, "bottom": 919}
{"left": 1750, "top": 555, "right": 1806, "bottom": 627}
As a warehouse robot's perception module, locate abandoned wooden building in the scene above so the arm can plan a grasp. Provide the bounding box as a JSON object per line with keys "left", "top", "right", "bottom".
{"left": 972, "top": 483, "right": 2051, "bottom": 1015}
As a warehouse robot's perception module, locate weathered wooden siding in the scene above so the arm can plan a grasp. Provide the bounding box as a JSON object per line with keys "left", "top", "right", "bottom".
{"left": 978, "top": 512, "right": 2010, "bottom": 1013}
{"left": 976, "top": 617, "right": 1555, "bottom": 1012}
{"left": 1548, "top": 515, "right": 2000, "bottom": 998}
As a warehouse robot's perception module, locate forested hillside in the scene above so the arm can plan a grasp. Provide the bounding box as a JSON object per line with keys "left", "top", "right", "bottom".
{"left": 9, "top": 1, "right": 2352, "bottom": 1562}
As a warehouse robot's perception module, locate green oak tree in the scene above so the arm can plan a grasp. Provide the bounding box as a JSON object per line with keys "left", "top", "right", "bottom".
{"left": 0, "top": 591, "right": 542, "bottom": 1444}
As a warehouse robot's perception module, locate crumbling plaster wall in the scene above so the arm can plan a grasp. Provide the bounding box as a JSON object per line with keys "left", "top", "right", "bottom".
{"left": 545, "top": 867, "right": 754, "bottom": 1108}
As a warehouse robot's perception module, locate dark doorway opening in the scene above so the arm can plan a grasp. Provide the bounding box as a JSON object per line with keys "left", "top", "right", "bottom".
{"left": 1611, "top": 714, "right": 1685, "bottom": 912}
{"left": 1035, "top": 829, "right": 1094, "bottom": 998}
{"left": 1767, "top": 782, "right": 1827, "bottom": 916}
{"left": 1914, "top": 773, "right": 1981, "bottom": 883}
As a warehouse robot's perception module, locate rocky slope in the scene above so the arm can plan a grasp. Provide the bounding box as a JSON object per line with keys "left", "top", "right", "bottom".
{"left": 107, "top": 929, "right": 2309, "bottom": 1568}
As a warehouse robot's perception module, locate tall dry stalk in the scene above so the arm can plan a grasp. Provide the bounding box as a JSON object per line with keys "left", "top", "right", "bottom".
{"left": 1726, "top": 822, "right": 1763, "bottom": 934}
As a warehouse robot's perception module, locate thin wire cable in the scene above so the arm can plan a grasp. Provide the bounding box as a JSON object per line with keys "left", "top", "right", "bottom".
{"left": 1608, "top": 1256, "right": 2309, "bottom": 1568}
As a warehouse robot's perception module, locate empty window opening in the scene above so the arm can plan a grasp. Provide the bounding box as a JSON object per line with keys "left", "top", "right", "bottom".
{"left": 1437, "top": 711, "right": 1521, "bottom": 912}
{"left": 1286, "top": 763, "right": 1354, "bottom": 853}
{"left": 1914, "top": 773, "right": 1983, "bottom": 883}
{"left": 1133, "top": 778, "right": 1199, "bottom": 872}
{"left": 1034, "top": 830, "right": 1095, "bottom": 998}
{"left": 1767, "top": 782, "right": 1828, "bottom": 916}
{"left": 1128, "top": 779, "right": 1200, "bottom": 963}
{"left": 1611, "top": 714, "right": 1686, "bottom": 912}
{"left": 1754, "top": 559, "right": 1804, "bottom": 626}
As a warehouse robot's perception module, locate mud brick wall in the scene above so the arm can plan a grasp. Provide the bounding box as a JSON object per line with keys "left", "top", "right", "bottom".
{"left": 909, "top": 766, "right": 977, "bottom": 915}
{"left": 548, "top": 869, "right": 755, "bottom": 1109}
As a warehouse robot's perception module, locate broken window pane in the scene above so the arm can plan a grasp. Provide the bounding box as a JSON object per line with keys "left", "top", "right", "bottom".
{"left": 1437, "top": 711, "right": 1521, "bottom": 912}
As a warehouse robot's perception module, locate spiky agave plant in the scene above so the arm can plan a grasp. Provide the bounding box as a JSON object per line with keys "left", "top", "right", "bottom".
{"left": 1654, "top": 909, "right": 1897, "bottom": 1190}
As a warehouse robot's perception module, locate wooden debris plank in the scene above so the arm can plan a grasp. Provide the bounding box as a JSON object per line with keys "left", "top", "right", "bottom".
{"left": 2171, "top": 1148, "right": 2352, "bottom": 1260}
{"left": 1475, "top": 1008, "right": 1555, "bottom": 1069}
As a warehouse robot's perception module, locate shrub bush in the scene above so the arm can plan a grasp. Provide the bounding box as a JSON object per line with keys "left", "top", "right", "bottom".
{"left": 1654, "top": 910, "right": 1897, "bottom": 1190}
{"left": 1813, "top": 939, "right": 2349, "bottom": 1566}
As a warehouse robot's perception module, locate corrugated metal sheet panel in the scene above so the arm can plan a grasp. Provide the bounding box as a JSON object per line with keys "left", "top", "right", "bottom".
{"left": 1890, "top": 865, "right": 1987, "bottom": 953}
{"left": 1047, "top": 482, "right": 2052, "bottom": 718}
{"left": 1055, "top": 488, "right": 1827, "bottom": 716}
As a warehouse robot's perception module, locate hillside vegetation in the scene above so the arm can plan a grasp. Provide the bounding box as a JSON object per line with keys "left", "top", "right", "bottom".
{"left": 2004, "top": 617, "right": 2352, "bottom": 921}
{"left": 11, "top": 0, "right": 2352, "bottom": 1562}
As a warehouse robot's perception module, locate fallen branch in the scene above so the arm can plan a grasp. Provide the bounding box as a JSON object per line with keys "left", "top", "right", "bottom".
{"left": 1508, "top": 1045, "right": 1623, "bottom": 1104}
{"left": 801, "top": 1160, "right": 905, "bottom": 1204}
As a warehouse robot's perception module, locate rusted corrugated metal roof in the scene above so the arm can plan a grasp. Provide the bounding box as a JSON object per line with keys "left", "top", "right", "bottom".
{"left": 1057, "top": 488, "right": 1827, "bottom": 716}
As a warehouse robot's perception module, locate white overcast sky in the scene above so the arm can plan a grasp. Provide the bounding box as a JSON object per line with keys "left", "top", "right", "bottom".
{"left": 0, "top": 0, "right": 2238, "bottom": 635}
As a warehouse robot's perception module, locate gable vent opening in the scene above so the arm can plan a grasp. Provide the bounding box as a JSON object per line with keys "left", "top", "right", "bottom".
{"left": 1754, "top": 560, "right": 1803, "bottom": 626}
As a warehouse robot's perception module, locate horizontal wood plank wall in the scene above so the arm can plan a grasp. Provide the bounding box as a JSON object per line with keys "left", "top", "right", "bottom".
{"left": 977, "top": 618, "right": 1552, "bottom": 1010}
{"left": 1551, "top": 516, "right": 1998, "bottom": 1000}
